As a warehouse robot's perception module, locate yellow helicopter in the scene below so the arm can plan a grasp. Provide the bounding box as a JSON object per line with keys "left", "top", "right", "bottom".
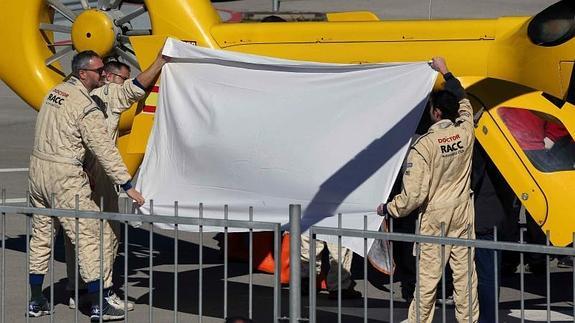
{"left": 1, "top": 0, "right": 575, "bottom": 247}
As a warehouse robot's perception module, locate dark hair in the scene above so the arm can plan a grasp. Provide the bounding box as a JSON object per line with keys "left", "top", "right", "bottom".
{"left": 225, "top": 317, "right": 253, "bottom": 323}
{"left": 103, "top": 60, "right": 131, "bottom": 74}
{"left": 430, "top": 90, "right": 459, "bottom": 122}
{"left": 71, "top": 50, "right": 100, "bottom": 78}
{"left": 261, "top": 15, "right": 286, "bottom": 22}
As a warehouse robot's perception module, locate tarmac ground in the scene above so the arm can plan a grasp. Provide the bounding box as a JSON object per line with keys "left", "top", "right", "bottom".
{"left": 0, "top": 0, "right": 572, "bottom": 322}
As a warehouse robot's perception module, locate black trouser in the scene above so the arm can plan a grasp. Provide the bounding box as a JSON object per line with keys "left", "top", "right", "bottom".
{"left": 392, "top": 215, "right": 417, "bottom": 299}
{"left": 475, "top": 231, "right": 501, "bottom": 323}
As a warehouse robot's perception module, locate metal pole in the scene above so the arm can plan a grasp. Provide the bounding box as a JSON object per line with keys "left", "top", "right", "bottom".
{"left": 25, "top": 191, "right": 30, "bottom": 323}
{"left": 1, "top": 189, "right": 4, "bottom": 323}
{"left": 494, "top": 227, "right": 499, "bottom": 323}
{"left": 249, "top": 207, "right": 254, "bottom": 320}
{"left": 99, "top": 213, "right": 104, "bottom": 323}
{"left": 415, "top": 219, "right": 420, "bottom": 323}
{"left": 273, "top": 224, "right": 281, "bottom": 323}
{"left": 272, "top": 0, "right": 280, "bottom": 12}
{"left": 467, "top": 225, "right": 472, "bottom": 323}
{"left": 389, "top": 217, "right": 394, "bottom": 322}
{"left": 149, "top": 200, "right": 154, "bottom": 323}
{"left": 546, "top": 231, "right": 550, "bottom": 323}
{"left": 198, "top": 203, "right": 203, "bottom": 323}
{"left": 223, "top": 205, "right": 228, "bottom": 319}
{"left": 124, "top": 199, "right": 129, "bottom": 322}
{"left": 364, "top": 215, "right": 368, "bottom": 323}
{"left": 74, "top": 195, "right": 79, "bottom": 323}
{"left": 520, "top": 228, "right": 525, "bottom": 323}
{"left": 289, "top": 204, "right": 301, "bottom": 323}
{"left": 174, "top": 201, "right": 179, "bottom": 323}
{"left": 49, "top": 217, "right": 54, "bottom": 323}
{"left": 49, "top": 194, "right": 55, "bottom": 323}
{"left": 309, "top": 230, "right": 316, "bottom": 323}
{"left": 441, "top": 222, "right": 446, "bottom": 323}
{"left": 337, "top": 213, "right": 342, "bottom": 323}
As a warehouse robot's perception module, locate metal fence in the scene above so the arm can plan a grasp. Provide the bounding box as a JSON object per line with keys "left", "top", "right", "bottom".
{"left": 0, "top": 193, "right": 282, "bottom": 323}
{"left": 307, "top": 213, "right": 575, "bottom": 323}
{"left": 1, "top": 196, "right": 574, "bottom": 322}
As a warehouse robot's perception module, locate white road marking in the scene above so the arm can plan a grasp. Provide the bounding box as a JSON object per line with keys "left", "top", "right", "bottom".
{"left": 508, "top": 309, "right": 574, "bottom": 321}
{"left": 0, "top": 168, "right": 28, "bottom": 173}
{"left": 399, "top": 309, "right": 575, "bottom": 322}
{"left": 2, "top": 198, "right": 26, "bottom": 204}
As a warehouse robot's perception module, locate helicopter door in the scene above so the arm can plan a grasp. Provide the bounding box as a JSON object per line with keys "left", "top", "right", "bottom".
{"left": 474, "top": 89, "right": 575, "bottom": 246}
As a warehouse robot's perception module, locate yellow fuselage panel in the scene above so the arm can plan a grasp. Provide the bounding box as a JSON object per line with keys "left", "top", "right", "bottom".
{"left": 212, "top": 20, "right": 496, "bottom": 45}
{"left": 488, "top": 18, "right": 575, "bottom": 102}
{"left": 0, "top": 0, "right": 64, "bottom": 110}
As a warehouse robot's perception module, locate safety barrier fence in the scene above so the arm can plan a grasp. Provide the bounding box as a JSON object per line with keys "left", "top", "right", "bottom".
{"left": 0, "top": 194, "right": 283, "bottom": 323}
{"left": 0, "top": 196, "right": 574, "bottom": 322}
{"left": 307, "top": 213, "right": 575, "bottom": 323}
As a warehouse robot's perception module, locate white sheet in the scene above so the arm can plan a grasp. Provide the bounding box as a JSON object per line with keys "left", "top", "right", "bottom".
{"left": 136, "top": 38, "right": 437, "bottom": 254}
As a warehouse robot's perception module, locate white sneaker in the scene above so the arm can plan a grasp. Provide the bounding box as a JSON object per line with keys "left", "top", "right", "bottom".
{"left": 105, "top": 291, "right": 134, "bottom": 312}
{"left": 436, "top": 295, "right": 455, "bottom": 306}
{"left": 68, "top": 292, "right": 89, "bottom": 309}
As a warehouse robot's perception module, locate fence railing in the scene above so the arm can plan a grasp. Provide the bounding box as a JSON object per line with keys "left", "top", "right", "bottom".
{"left": 0, "top": 197, "right": 282, "bottom": 323}
{"left": 1, "top": 197, "right": 574, "bottom": 322}
{"left": 308, "top": 213, "right": 575, "bottom": 323}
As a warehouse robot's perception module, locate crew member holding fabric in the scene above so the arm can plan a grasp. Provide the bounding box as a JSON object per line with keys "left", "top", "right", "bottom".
{"left": 65, "top": 53, "right": 167, "bottom": 311}
{"left": 27, "top": 50, "right": 145, "bottom": 321}
{"left": 377, "top": 57, "right": 479, "bottom": 323}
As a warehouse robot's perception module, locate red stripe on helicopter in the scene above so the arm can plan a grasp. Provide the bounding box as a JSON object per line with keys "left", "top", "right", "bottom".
{"left": 143, "top": 105, "right": 156, "bottom": 113}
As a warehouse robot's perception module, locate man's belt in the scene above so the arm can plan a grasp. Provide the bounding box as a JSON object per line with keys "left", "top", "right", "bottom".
{"left": 32, "top": 150, "right": 82, "bottom": 166}
{"left": 425, "top": 193, "right": 472, "bottom": 212}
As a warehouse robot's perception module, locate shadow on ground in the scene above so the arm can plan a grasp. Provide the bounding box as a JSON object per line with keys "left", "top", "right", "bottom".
{"left": 4, "top": 227, "right": 574, "bottom": 322}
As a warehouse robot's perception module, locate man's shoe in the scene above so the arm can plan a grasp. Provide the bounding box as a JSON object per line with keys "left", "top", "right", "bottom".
{"left": 328, "top": 288, "right": 362, "bottom": 300}
{"left": 68, "top": 297, "right": 76, "bottom": 310}
{"left": 558, "top": 256, "right": 574, "bottom": 268}
{"left": 105, "top": 290, "right": 134, "bottom": 311}
{"left": 90, "top": 299, "right": 125, "bottom": 322}
{"left": 28, "top": 295, "right": 52, "bottom": 317}
{"left": 527, "top": 263, "right": 545, "bottom": 275}
{"left": 436, "top": 295, "right": 455, "bottom": 306}
{"left": 68, "top": 289, "right": 89, "bottom": 309}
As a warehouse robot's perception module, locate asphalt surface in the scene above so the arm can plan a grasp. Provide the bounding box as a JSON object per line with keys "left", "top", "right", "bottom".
{"left": 0, "top": 0, "right": 572, "bottom": 322}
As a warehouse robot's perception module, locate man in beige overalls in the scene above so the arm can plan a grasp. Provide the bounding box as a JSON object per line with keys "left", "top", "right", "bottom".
{"left": 65, "top": 55, "right": 167, "bottom": 311}
{"left": 28, "top": 51, "right": 146, "bottom": 321}
{"left": 300, "top": 235, "right": 361, "bottom": 299}
{"left": 378, "top": 57, "right": 479, "bottom": 323}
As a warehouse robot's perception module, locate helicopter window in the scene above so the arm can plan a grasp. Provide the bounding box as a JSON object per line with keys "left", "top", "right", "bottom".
{"left": 498, "top": 107, "right": 575, "bottom": 172}
{"left": 528, "top": 1, "right": 575, "bottom": 47}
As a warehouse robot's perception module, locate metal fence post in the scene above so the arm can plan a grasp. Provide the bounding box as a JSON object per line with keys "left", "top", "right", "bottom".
{"left": 25, "top": 191, "right": 30, "bottom": 323}
{"left": 364, "top": 215, "right": 369, "bottom": 323}
{"left": 337, "top": 213, "right": 342, "bottom": 323}
{"left": 149, "top": 200, "right": 154, "bottom": 323}
{"left": 309, "top": 229, "right": 316, "bottom": 323}
{"left": 1, "top": 189, "right": 4, "bottom": 323}
{"left": 223, "top": 205, "right": 229, "bottom": 320}
{"left": 174, "top": 201, "right": 179, "bottom": 323}
{"left": 273, "top": 223, "right": 281, "bottom": 323}
{"left": 546, "top": 230, "right": 550, "bottom": 323}
{"left": 289, "top": 204, "right": 301, "bottom": 323}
